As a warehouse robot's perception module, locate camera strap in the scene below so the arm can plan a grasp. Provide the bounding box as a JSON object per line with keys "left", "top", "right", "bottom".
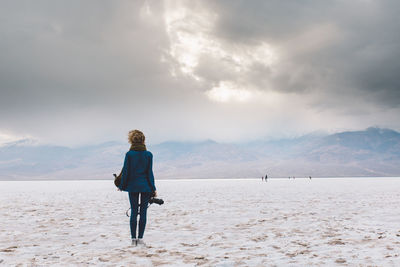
{"left": 125, "top": 192, "right": 154, "bottom": 217}
{"left": 125, "top": 202, "right": 153, "bottom": 217}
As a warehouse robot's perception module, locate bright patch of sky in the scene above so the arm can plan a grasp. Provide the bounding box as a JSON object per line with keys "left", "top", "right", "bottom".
{"left": 164, "top": 0, "right": 278, "bottom": 102}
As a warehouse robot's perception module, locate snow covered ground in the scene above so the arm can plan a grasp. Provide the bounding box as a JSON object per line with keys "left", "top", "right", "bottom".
{"left": 1, "top": 178, "right": 400, "bottom": 266}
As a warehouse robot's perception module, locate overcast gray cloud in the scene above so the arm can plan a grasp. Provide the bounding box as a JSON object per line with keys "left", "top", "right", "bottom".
{"left": 1, "top": 0, "right": 399, "bottom": 146}
{"left": 205, "top": 0, "right": 400, "bottom": 105}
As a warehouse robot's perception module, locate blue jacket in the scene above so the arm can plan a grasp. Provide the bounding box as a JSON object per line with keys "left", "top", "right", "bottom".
{"left": 118, "top": 150, "right": 156, "bottom": 193}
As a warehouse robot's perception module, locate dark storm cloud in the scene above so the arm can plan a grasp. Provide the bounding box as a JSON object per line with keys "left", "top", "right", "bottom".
{"left": 0, "top": 0, "right": 170, "bottom": 111}
{"left": 204, "top": 0, "right": 400, "bottom": 107}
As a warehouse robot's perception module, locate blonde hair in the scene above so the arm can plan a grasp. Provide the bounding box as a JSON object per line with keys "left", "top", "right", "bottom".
{"left": 128, "top": 130, "right": 145, "bottom": 144}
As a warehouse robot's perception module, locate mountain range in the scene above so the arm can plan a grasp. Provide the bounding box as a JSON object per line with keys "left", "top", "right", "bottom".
{"left": 1, "top": 127, "right": 400, "bottom": 180}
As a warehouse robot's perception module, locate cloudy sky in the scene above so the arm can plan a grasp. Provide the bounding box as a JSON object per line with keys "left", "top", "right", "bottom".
{"left": 1, "top": 0, "right": 399, "bottom": 146}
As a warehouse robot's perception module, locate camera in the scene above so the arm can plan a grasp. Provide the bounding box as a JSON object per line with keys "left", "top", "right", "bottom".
{"left": 149, "top": 197, "right": 164, "bottom": 205}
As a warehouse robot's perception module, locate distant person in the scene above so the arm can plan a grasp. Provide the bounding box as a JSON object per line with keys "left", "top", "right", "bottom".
{"left": 309, "top": 176, "right": 312, "bottom": 180}
{"left": 261, "top": 176, "right": 264, "bottom": 181}
{"left": 265, "top": 174, "right": 268, "bottom": 182}
{"left": 117, "top": 130, "right": 157, "bottom": 246}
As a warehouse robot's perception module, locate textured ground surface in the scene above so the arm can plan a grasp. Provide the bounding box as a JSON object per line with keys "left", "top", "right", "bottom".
{"left": 1, "top": 178, "right": 400, "bottom": 266}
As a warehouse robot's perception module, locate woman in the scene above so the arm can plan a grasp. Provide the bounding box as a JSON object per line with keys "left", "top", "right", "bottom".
{"left": 118, "top": 130, "right": 157, "bottom": 246}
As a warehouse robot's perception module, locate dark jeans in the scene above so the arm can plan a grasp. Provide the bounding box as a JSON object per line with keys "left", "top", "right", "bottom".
{"left": 128, "top": 192, "right": 152, "bottom": 239}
